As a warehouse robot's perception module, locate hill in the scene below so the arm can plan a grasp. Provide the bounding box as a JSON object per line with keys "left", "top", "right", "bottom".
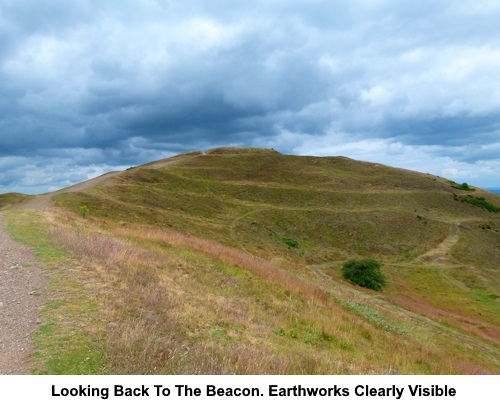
{"left": 4, "top": 147, "right": 500, "bottom": 374}
{"left": 0, "top": 192, "right": 30, "bottom": 209}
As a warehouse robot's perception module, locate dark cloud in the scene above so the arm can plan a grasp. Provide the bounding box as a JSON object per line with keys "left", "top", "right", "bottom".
{"left": 381, "top": 114, "right": 500, "bottom": 146}
{"left": 1, "top": 0, "right": 500, "bottom": 194}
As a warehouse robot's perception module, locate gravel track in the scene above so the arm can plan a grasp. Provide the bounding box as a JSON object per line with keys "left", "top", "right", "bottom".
{"left": 0, "top": 213, "right": 46, "bottom": 374}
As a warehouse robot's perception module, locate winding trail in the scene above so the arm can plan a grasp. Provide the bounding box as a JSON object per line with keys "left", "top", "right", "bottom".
{"left": 303, "top": 218, "right": 500, "bottom": 364}
{"left": 0, "top": 213, "right": 46, "bottom": 374}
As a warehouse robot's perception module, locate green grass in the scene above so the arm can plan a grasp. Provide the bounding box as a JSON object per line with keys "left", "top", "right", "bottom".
{"left": 22, "top": 209, "right": 498, "bottom": 373}
{"left": 4, "top": 210, "right": 110, "bottom": 374}
{"left": 5, "top": 211, "right": 68, "bottom": 265}
{"left": 343, "top": 300, "right": 406, "bottom": 335}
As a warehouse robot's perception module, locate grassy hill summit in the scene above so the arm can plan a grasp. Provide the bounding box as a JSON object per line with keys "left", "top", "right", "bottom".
{"left": 3, "top": 147, "right": 500, "bottom": 374}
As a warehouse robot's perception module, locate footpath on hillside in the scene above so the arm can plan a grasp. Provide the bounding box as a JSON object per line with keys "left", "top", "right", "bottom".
{"left": 417, "top": 222, "right": 460, "bottom": 263}
{"left": 14, "top": 171, "right": 121, "bottom": 210}
{"left": 0, "top": 213, "right": 45, "bottom": 374}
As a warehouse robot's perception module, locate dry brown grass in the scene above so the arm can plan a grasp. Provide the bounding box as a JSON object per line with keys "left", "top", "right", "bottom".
{"left": 38, "top": 209, "right": 498, "bottom": 374}
{"left": 388, "top": 293, "right": 500, "bottom": 343}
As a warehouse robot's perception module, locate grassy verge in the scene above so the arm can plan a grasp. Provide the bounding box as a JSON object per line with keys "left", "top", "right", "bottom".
{"left": 4, "top": 210, "right": 110, "bottom": 374}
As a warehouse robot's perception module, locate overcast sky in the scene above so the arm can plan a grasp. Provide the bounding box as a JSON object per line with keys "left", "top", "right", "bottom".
{"left": 1, "top": 0, "right": 500, "bottom": 194}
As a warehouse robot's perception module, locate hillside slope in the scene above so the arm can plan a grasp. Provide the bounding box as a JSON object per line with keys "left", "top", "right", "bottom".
{"left": 57, "top": 147, "right": 500, "bottom": 274}
{"left": 6, "top": 147, "right": 500, "bottom": 374}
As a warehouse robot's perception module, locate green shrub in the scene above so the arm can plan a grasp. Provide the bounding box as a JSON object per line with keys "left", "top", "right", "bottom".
{"left": 282, "top": 237, "right": 299, "bottom": 248}
{"left": 456, "top": 195, "right": 499, "bottom": 213}
{"left": 449, "top": 181, "right": 475, "bottom": 191}
{"left": 273, "top": 327, "right": 286, "bottom": 336}
{"left": 342, "top": 258, "right": 386, "bottom": 292}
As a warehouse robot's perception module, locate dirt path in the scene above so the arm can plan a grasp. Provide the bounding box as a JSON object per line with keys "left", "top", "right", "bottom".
{"left": 0, "top": 213, "right": 46, "bottom": 374}
{"left": 417, "top": 222, "right": 460, "bottom": 263}
{"left": 144, "top": 151, "right": 203, "bottom": 169}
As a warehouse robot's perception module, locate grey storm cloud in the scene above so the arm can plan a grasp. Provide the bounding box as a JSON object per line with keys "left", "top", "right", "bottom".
{"left": 1, "top": 0, "right": 500, "bottom": 194}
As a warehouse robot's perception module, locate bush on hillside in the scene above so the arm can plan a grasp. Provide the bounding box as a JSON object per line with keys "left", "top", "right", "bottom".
{"left": 451, "top": 182, "right": 475, "bottom": 191}
{"left": 342, "top": 258, "right": 386, "bottom": 292}
{"left": 282, "top": 237, "right": 299, "bottom": 248}
{"left": 456, "top": 195, "right": 499, "bottom": 213}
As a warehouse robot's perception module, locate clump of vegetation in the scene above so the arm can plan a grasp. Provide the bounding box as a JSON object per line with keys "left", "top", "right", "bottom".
{"left": 79, "top": 205, "right": 90, "bottom": 218}
{"left": 282, "top": 237, "right": 299, "bottom": 248}
{"left": 455, "top": 195, "right": 499, "bottom": 213}
{"left": 450, "top": 181, "right": 475, "bottom": 191}
{"left": 343, "top": 301, "right": 406, "bottom": 334}
{"left": 342, "top": 258, "right": 386, "bottom": 292}
{"left": 273, "top": 327, "right": 286, "bottom": 336}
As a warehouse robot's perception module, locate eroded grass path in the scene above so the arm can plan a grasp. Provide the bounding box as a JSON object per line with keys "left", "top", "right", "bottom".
{"left": 417, "top": 222, "right": 460, "bottom": 264}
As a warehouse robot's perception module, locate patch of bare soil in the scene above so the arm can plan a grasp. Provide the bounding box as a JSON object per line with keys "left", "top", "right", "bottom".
{"left": 0, "top": 214, "right": 46, "bottom": 374}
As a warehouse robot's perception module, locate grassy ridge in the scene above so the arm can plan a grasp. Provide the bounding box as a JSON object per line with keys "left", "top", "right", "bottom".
{"left": 0, "top": 193, "right": 30, "bottom": 210}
